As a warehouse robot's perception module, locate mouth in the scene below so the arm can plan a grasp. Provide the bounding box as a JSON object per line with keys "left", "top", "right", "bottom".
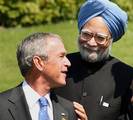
{"left": 62, "top": 71, "right": 67, "bottom": 74}
{"left": 61, "top": 70, "right": 68, "bottom": 76}
{"left": 82, "top": 45, "right": 98, "bottom": 52}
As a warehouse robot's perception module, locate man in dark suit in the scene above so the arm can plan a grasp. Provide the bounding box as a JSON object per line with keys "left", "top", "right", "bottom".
{"left": 55, "top": 0, "right": 133, "bottom": 120}
{"left": 0, "top": 32, "right": 87, "bottom": 120}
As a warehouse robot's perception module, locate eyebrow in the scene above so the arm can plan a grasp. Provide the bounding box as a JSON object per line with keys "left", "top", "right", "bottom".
{"left": 81, "top": 29, "right": 110, "bottom": 36}
{"left": 81, "top": 29, "right": 91, "bottom": 32}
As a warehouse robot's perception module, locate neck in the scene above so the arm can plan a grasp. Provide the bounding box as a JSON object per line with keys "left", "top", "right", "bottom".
{"left": 25, "top": 75, "right": 51, "bottom": 96}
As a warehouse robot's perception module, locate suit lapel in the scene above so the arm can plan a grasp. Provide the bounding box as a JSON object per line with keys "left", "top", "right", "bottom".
{"left": 8, "top": 85, "right": 32, "bottom": 120}
{"left": 7, "top": 86, "right": 70, "bottom": 120}
{"left": 51, "top": 92, "right": 69, "bottom": 120}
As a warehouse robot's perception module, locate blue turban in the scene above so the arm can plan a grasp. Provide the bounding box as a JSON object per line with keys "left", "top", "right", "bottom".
{"left": 78, "top": 0, "right": 128, "bottom": 42}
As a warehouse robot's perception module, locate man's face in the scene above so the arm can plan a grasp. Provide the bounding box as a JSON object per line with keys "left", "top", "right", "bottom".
{"left": 78, "top": 17, "right": 112, "bottom": 62}
{"left": 42, "top": 38, "right": 71, "bottom": 88}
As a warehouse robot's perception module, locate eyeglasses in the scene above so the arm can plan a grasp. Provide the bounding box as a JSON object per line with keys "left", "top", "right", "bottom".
{"left": 80, "top": 29, "right": 111, "bottom": 45}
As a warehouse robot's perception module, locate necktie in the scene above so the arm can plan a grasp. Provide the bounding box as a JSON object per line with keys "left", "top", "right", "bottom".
{"left": 39, "top": 97, "right": 49, "bottom": 120}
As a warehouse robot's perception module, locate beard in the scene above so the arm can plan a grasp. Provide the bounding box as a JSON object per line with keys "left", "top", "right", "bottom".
{"left": 78, "top": 42, "right": 112, "bottom": 63}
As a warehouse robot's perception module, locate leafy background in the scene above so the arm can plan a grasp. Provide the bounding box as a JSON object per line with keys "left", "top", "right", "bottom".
{"left": 0, "top": 0, "right": 132, "bottom": 27}
{"left": 0, "top": 0, "right": 133, "bottom": 91}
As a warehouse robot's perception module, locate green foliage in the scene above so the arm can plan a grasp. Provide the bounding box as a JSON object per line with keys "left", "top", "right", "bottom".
{"left": 0, "top": 21, "right": 133, "bottom": 91}
{"left": 111, "top": 0, "right": 133, "bottom": 20}
{"left": 0, "top": 0, "right": 132, "bottom": 27}
{"left": 0, "top": 0, "right": 83, "bottom": 27}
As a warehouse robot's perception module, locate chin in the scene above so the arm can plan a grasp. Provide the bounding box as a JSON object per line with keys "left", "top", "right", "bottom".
{"left": 54, "top": 82, "right": 66, "bottom": 88}
{"left": 80, "top": 46, "right": 110, "bottom": 62}
{"left": 87, "top": 53, "right": 99, "bottom": 62}
{"left": 55, "top": 78, "right": 66, "bottom": 87}
{"left": 80, "top": 49, "right": 98, "bottom": 62}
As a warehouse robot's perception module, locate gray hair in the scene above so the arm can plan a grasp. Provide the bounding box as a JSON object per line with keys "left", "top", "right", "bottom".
{"left": 17, "top": 32, "right": 61, "bottom": 77}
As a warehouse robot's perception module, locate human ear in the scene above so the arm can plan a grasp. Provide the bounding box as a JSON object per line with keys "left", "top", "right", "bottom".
{"left": 32, "top": 56, "right": 45, "bottom": 71}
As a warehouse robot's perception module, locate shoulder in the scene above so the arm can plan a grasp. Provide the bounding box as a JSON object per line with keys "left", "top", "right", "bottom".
{"left": 51, "top": 92, "right": 77, "bottom": 120}
{"left": 110, "top": 56, "right": 133, "bottom": 68}
{"left": 57, "top": 95, "right": 74, "bottom": 107}
{"left": 56, "top": 95, "right": 77, "bottom": 118}
{"left": 110, "top": 56, "right": 133, "bottom": 77}
{"left": 0, "top": 84, "right": 22, "bottom": 99}
{"left": 0, "top": 88, "right": 14, "bottom": 99}
{"left": 109, "top": 56, "right": 133, "bottom": 95}
{"left": 51, "top": 91, "right": 74, "bottom": 108}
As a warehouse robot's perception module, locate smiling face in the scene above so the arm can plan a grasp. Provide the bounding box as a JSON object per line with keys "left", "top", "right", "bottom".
{"left": 78, "top": 17, "right": 112, "bottom": 62}
{"left": 42, "top": 37, "right": 71, "bottom": 88}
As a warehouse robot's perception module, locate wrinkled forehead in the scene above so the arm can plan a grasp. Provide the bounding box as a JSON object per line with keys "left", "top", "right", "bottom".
{"left": 82, "top": 17, "right": 111, "bottom": 36}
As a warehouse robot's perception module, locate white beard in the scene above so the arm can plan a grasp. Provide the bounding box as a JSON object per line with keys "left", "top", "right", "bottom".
{"left": 78, "top": 42, "right": 112, "bottom": 63}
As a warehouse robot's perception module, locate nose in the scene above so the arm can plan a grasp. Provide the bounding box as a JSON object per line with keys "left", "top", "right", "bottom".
{"left": 87, "top": 37, "right": 97, "bottom": 46}
{"left": 64, "top": 56, "right": 71, "bottom": 67}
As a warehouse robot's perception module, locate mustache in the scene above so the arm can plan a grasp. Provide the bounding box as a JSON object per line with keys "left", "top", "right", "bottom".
{"left": 81, "top": 44, "right": 99, "bottom": 51}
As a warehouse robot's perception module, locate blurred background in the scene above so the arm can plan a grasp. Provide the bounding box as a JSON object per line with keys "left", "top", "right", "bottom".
{"left": 0, "top": 0, "right": 133, "bottom": 92}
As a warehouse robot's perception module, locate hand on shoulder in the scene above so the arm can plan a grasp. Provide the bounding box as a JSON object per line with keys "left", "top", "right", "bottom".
{"left": 73, "top": 102, "right": 88, "bottom": 120}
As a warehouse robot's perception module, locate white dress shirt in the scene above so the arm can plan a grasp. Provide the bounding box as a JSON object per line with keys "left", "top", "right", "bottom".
{"left": 22, "top": 81, "right": 53, "bottom": 120}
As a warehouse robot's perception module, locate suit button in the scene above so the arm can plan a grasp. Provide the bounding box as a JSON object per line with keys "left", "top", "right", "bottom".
{"left": 82, "top": 92, "right": 87, "bottom": 97}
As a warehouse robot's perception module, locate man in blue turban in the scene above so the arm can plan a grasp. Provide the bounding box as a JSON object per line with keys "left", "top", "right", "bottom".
{"left": 78, "top": 0, "right": 127, "bottom": 42}
{"left": 55, "top": 0, "right": 133, "bottom": 120}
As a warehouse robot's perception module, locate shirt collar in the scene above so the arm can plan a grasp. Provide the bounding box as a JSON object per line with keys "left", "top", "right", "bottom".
{"left": 22, "top": 80, "right": 52, "bottom": 109}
